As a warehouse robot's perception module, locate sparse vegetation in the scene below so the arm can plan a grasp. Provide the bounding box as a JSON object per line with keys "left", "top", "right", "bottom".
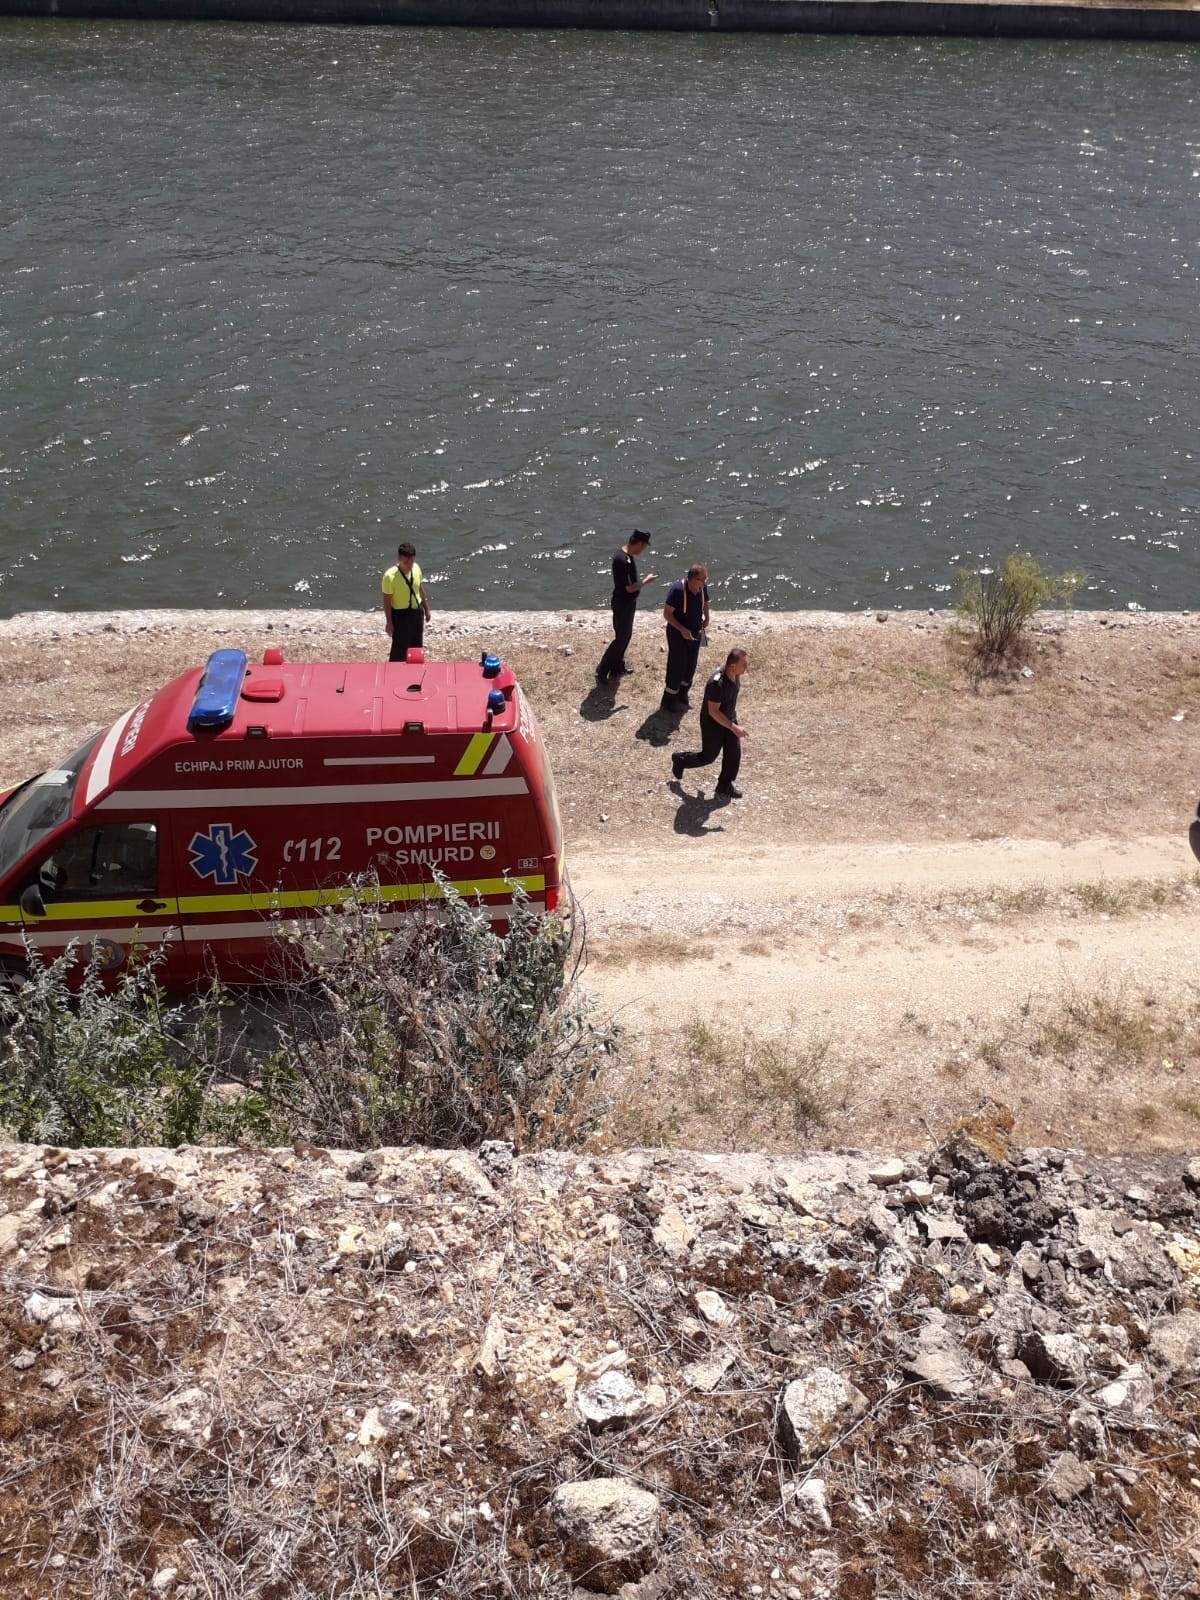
{"left": 0, "top": 948, "right": 271, "bottom": 1148}
{"left": 678, "top": 1019, "right": 846, "bottom": 1138}
{"left": 957, "top": 552, "right": 1083, "bottom": 674}
{"left": 589, "top": 930, "right": 712, "bottom": 969}
{"left": 0, "top": 882, "right": 617, "bottom": 1153}
{"left": 976, "top": 1037, "right": 1009, "bottom": 1072}
{"left": 1071, "top": 878, "right": 1133, "bottom": 917}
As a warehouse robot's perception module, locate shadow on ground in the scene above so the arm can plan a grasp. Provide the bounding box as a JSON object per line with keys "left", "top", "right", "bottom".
{"left": 635, "top": 703, "right": 685, "bottom": 746}
{"left": 669, "top": 779, "right": 729, "bottom": 836}
{"left": 578, "top": 682, "right": 625, "bottom": 722}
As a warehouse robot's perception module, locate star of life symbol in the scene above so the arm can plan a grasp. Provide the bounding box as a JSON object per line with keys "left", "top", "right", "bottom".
{"left": 188, "top": 822, "right": 258, "bottom": 887}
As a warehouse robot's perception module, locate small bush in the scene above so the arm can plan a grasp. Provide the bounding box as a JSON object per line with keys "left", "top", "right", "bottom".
{"left": 680, "top": 1020, "right": 845, "bottom": 1139}
{"left": 0, "top": 945, "right": 272, "bottom": 1147}
{"left": 1071, "top": 878, "right": 1132, "bottom": 916}
{"left": 957, "top": 553, "right": 1083, "bottom": 672}
{"left": 255, "top": 880, "right": 616, "bottom": 1150}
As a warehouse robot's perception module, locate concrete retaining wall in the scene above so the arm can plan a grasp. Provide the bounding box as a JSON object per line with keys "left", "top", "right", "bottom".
{"left": 4, "top": 0, "right": 1200, "bottom": 41}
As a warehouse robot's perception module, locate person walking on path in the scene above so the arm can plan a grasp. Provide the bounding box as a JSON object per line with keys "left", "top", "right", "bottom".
{"left": 383, "top": 542, "right": 432, "bottom": 663}
{"left": 596, "top": 530, "right": 656, "bottom": 685}
{"left": 671, "top": 648, "right": 749, "bottom": 799}
{"left": 661, "top": 562, "right": 710, "bottom": 711}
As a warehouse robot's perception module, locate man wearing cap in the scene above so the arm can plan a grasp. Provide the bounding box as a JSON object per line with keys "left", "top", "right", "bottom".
{"left": 671, "top": 647, "right": 749, "bottom": 800}
{"left": 383, "top": 542, "right": 432, "bottom": 663}
{"left": 661, "top": 562, "right": 710, "bottom": 711}
{"left": 596, "top": 530, "right": 656, "bottom": 685}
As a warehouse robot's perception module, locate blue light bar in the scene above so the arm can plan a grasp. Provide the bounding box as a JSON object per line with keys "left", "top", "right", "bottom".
{"left": 487, "top": 688, "right": 506, "bottom": 714}
{"left": 481, "top": 653, "right": 502, "bottom": 679}
{"left": 187, "top": 649, "right": 248, "bottom": 733}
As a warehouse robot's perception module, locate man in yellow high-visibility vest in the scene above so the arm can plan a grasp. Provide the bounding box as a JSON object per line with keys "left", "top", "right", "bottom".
{"left": 382, "top": 542, "right": 432, "bottom": 662}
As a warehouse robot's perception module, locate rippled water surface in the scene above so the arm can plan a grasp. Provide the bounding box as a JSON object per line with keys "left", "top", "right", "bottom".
{"left": 1, "top": 21, "right": 1197, "bottom": 613}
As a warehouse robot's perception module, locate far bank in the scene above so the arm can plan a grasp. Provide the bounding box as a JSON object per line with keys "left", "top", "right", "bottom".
{"left": 3, "top": 0, "right": 1199, "bottom": 38}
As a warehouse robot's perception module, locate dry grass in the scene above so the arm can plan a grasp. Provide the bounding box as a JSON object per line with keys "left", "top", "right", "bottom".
{"left": 588, "top": 931, "right": 714, "bottom": 969}
{"left": 608, "top": 977, "right": 1200, "bottom": 1155}
{"left": 2, "top": 1140, "right": 1198, "bottom": 1600}
{"left": 613, "top": 1020, "right": 850, "bottom": 1148}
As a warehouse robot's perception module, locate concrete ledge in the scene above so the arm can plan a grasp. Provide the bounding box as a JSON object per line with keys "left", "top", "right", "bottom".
{"left": 4, "top": 0, "right": 1200, "bottom": 39}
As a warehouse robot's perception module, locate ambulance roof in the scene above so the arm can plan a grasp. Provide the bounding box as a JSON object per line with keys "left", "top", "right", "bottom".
{"left": 79, "top": 654, "right": 523, "bottom": 809}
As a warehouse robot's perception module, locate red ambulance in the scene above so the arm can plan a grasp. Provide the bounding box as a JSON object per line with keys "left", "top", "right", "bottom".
{"left": 0, "top": 647, "right": 563, "bottom": 989}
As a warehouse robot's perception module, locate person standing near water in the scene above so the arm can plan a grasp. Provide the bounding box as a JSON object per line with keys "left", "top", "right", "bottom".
{"left": 661, "top": 562, "right": 709, "bottom": 711}
{"left": 671, "top": 648, "right": 749, "bottom": 800}
{"left": 596, "top": 530, "right": 656, "bottom": 685}
{"left": 382, "top": 542, "right": 432, "bottom": 662}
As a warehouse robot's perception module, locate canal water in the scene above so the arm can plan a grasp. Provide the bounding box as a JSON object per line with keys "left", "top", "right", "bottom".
{"left": 1, "top": 21, "right": 1196, "bottom": 613}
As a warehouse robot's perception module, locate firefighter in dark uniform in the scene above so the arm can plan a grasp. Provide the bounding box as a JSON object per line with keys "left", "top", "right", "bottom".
{"left": 596, "top": 530, "right": 656, "bottom": 685}
{"left": 661, "top": 563, "right": 709, "bottom": 711}
{"left": 671, "top": 648, "right": 748, "bottom": 800}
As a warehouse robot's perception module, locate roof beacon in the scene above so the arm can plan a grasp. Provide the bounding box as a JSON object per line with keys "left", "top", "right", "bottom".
{"left": 481, "top": 653, "right": 502, "bottom": 679}
{"left": 487, "top": 688, "right": 507, "bottom": 715}
{"left": 187, "top": 649, "right": 248, "bottom": 733}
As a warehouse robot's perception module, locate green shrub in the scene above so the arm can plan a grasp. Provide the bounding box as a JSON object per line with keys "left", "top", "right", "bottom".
{"left": 256, "top": 878, "right": 616, "bottom": 1150}
{"left": 1, "top": 880, "right": 615, "bottom": 1153}
{"left": 957, "top": 553, "right": 1083, "bottom": 671}
{"left": 0, "top": 945, "right": 274, "bottom": 1147}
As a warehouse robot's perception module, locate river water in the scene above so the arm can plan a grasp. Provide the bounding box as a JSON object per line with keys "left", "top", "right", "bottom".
{"left": 1, "top": 21, "right": 1197, "bottom": 615}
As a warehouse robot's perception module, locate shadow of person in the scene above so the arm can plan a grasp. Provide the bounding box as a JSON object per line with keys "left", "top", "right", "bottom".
{"left": 634, "top": 702, "right": 686, "bottom": 747}
{"left": 669, "top": 779, "right": 729, "bottom": 837}
{"left": 579, "top": 682, "right": 623, "bottom": 722}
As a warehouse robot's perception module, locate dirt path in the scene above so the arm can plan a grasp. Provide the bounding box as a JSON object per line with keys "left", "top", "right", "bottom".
{"left": 2, "top": 608, "right": 1198, "bottom": 1153}
{"left": 575, "top": 833, "right": 1200, "bottom": 1154}
{"left": 572, "top": 834, "right": 1187, "bottom": 924}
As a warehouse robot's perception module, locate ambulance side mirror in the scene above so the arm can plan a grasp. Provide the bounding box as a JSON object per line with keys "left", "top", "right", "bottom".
{"left": 19, "top": 884, "right": 47, "bottom": 919}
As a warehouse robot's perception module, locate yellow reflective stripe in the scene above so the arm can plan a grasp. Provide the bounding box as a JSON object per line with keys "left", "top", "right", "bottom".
{"left": 14, "top": 900, "right": 178, "bottom": 922}
{"left": 453, "top": 733, "right": 494, "bottom": 777}
{"left": 179, "top": 875, "right": 545, "bottom": 916}
{"left": 0, "top": 907, "right": 20, "bottom": 922}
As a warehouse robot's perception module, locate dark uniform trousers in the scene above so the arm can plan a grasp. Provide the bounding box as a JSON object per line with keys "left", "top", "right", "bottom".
{"left": 665, "top": 629, "right": 701, "bottom": 698}
{"left": 676, "top": 719, "right": 741, "bottom": 789}
{"left": 389, "top": 608, "right": 425, "bottom": 663}
{"left": 597, "top": 601, "right": 636, "bottom": 680}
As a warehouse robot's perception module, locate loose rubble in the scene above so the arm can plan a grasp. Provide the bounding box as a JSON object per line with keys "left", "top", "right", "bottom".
{"left": 1, "top": 1108, "right": 1198, "bottom": 1597}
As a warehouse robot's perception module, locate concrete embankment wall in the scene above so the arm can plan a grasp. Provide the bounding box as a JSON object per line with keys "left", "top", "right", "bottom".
{"left": 4, "top": 0, "right": 1200, "bottom": 40}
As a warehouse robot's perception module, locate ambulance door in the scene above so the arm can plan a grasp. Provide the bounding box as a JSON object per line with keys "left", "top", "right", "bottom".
{"left": 171, "top": 809, "right": 294, "bottom": 985}
{"left": 17, "top": 817, "right": 186, "bottom": 985}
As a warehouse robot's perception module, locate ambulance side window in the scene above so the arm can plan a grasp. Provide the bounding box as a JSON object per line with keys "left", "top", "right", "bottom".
{"left": 33, "top": 822, "right": 159, "bottom": 903}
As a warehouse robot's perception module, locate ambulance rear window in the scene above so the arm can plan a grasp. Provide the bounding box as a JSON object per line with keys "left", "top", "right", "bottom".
{"left": 0, "top": 733, "right": 101, "bottom": 882}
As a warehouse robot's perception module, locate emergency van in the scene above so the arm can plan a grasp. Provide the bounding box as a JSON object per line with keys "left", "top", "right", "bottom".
{"left": 0, "top": 646, "right": 563, "bottom": 988}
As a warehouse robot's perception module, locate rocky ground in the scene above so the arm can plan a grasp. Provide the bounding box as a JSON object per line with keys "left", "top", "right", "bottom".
{"left": 2, "top": 1108, "right": 1198, "bottom": 1598}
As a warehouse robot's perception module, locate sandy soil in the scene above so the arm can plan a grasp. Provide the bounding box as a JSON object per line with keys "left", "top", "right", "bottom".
{"left": 2, "top": 606, "right": 1199, "bottom": 1153}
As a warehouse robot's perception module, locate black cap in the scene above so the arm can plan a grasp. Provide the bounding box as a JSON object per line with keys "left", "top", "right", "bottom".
{"left": 631, "top": 528, "right": 651, "bottom": 544}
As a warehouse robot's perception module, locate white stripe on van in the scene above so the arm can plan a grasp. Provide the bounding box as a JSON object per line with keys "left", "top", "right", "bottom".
{"left": 84, "top": 706, "right": 137, "bottom": 805}
{"left": 182, "top": 905, "right": 539, "bottom": 941}
{"left": 482, "top": 734, "right": 513, "bottom": 777}
{"left": 0, "top": 906, "right": 544, "bottom": 957}
{"left": 96, "top": 778, "right": 529, "bottom": 811}
{"left": 322, "top": 756, "right": 436, "bottom": 768}
{"left": 16, "top": 925, "right": 181, "bottom": 949}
